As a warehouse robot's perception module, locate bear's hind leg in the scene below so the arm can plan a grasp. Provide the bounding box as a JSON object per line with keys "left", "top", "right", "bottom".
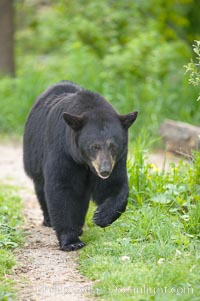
{"left": 33, "top": 177, "right": 52, "bottom": 227}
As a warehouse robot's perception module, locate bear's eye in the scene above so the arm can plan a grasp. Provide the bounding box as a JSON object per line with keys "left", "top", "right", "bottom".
{"left": 108, "top": 141, "right": 117, "bottom": 152}
{"left": 90, "top": 144, "right": 101, "bottom": 152}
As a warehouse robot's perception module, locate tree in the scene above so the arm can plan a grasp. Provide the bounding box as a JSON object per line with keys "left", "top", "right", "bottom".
{"left": 0, "top": 0, "right": 15, "bottom": 77}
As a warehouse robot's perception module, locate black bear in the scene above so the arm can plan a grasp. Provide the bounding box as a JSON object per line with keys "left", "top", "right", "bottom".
{"left": 23, "top": 81, "right": 138, "bottom": 251}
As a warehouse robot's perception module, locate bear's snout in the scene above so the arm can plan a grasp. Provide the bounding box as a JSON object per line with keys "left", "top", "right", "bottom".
{"left": 92, "top": 152, "right": 115, "bottom": 179}
{"left": 99, "top": 160, "right": 112, "bottom": 179}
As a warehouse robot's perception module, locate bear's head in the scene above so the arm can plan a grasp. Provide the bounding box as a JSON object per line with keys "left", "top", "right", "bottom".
{"left": 63, "top": 109, "right": 138, "bottom": 179}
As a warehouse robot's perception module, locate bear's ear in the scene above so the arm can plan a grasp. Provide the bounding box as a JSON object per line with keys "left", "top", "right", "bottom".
{"left": 119, "top": 111, "right": 138, "bottom": 129}
{"left": 63, "top": 112, "right": 85, "bottom": 131}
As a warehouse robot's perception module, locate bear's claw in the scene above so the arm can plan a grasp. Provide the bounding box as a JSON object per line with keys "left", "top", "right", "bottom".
{"left": 60, "top": 241, "right": 85, "bottom": 252}
{"left": 93, "top": 209, "right": 111, "bottom": 228}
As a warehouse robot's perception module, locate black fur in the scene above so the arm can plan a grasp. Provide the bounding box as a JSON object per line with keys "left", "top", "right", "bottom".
{"left": 23, "top": 81, "right": 138, "bottom": 251}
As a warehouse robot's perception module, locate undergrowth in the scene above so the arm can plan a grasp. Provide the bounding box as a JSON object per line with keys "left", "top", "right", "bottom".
{"left": 79, "top": 149, "right": 200, "bottom": 301}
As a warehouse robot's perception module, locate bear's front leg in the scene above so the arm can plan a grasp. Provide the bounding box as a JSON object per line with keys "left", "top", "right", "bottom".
{"left": 93, "top": 157, "right": 129, "bottom": 228}
{"left": 93, "top": 183, "right": 128, "bottom": 228}
{"left": 44, "top": 161, "right": 90, "bottom": 251}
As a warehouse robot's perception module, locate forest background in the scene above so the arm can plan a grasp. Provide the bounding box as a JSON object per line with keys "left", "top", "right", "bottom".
{"left": 0, "top": 0, "right": 200, "bottom": 142}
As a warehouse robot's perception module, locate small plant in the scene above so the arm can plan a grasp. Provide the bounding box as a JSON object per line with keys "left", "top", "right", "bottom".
{"left": 184, "top": 40, "right": 200, "bottom": 101}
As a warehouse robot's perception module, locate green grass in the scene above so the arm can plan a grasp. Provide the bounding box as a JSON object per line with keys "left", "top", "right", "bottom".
{"left": 0, "top": 185, "right": 24, "bottom": 300}
{"left": 79, "top": 151, "right": 200, "bottom": 301}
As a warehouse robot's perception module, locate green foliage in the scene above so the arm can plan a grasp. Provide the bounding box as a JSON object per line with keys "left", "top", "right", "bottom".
{"left": 0, "top": 185, "right": 24, "bottom": 300}
{"left": 79, "top": 150, "right": 200, "bottom": 301}
{"left": 0, "top": 0, "right": 199, "bottom": 137}
{"left": 184, "top": 40, "right": 200, "bottom": 100}
{"left": 16, "top": 0, "right": 199, "bottom": 56}
{"left": 15, "top": 0, "right": 194, "bottom": 85}
{"left": 0, "top": 53, "right": 199, "bottom": 137}
{"left": 128, "top": 148, "right": 200, "bottom": 208}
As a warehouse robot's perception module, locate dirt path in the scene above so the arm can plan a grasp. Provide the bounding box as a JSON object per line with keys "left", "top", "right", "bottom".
{"left": 0, "top": 141, "right": 180, "bottom": 301}
{"left": 0, "top": 141, "right": 93, "bottom": 301}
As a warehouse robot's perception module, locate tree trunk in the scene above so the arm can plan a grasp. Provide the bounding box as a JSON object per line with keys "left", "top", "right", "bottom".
{"left": 0, "top": 0, "right": 15, "bottom": 77}
{"left": 159, "top": 119, "right": 200, "bottom": 156}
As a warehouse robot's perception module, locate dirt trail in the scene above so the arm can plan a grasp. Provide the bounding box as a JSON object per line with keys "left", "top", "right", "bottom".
{"left": 0, "top": 141, "right": 93, "bottom": 301}
{"left": 0, "top": 141, "right": 180, "bottom": 301}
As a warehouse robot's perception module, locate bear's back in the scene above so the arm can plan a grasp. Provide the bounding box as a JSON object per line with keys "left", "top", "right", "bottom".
{"left": 23, "top": 81, "right": 83, "bottom": 178}
{"left": 33, "top": 80, "right": 83, "bottom": 112}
